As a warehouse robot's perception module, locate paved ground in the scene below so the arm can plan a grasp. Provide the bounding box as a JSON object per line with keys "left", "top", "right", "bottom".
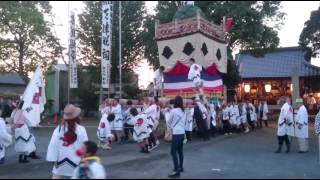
{"left": 1, "top": 121, "right": 320, "bottom": 179}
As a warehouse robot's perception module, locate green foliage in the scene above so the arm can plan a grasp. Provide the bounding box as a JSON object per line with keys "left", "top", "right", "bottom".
{"left": 196, "top": 1, "right": 284, "bottom": 50}
{"left": 222, "top": 47, "right": 241, "bottom": 88}
{"left": 0, "top": 1, "right": 62, "bottom": 80}
{"left": 299, "top": 7, "right": 320, "bottom": 61}
{"left": 72, "top": 66, "right": 100, "bottom": 111}
{"left": 173, "top": 5, "right": 205, "bottom": 21}
{"left": 78, "top": 1, "right": 146, "bottom": 83}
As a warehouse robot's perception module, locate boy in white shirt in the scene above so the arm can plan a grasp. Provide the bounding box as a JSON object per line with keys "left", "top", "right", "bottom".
{"left": 130, "top": 108, "right": 152, "bottom": 154}
{"left": 97, "top": 114, "right": 115, "bottom": 150}
{"left": 188, "top": 58, "right": 204, "bottom": 97}
{"left": 72, "top": 141, "right": 106, "bottom": 179}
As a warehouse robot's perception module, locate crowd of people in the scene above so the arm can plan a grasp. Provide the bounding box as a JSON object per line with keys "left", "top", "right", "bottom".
{"left": 93, "top": 94, "right": 273, "bottom": 178}
{"left": 0, "top": 92, "right": 318, "bottom": 179}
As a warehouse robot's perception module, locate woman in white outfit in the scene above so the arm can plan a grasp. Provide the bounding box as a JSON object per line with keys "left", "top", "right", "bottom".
{"left": 167, "top": 96, "right": 186, "bottom": 178}
{"left": 12, "top": 102, "right": 37, "bottom": 163}
{"left": 46, "top": 104, "right": 88, "bottom": 179}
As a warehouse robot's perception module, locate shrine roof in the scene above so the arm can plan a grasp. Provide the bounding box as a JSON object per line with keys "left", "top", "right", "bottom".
{"left": 237, "top": 46, "right": 320, "bottom": 79}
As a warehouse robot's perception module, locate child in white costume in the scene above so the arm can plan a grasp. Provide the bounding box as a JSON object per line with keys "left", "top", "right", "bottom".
{"left": 0, "top": 110, "right": 12, "bottom": 164}
{"left": 188, "top": 58, "right": 204, "bottom": 96}
{"left": 72, "top": 141, "right": 106, "bottom": 179}
{"left": 130, "top": 108, "right": 152, "bottom": 154}
{"left": 46, "top": 104, "right": 88, "bottom": 179}
{"left": 97, "top": 113, "right": 114, "bottom": 150}
{"left": 99, "top": 99, "right": 111, "bottom": 117}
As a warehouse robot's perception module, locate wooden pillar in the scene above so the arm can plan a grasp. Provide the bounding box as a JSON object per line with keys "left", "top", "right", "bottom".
{"left": 155, "top": 19, "right": 159, "bottom": 38}
{"left": 292, "top": 66, "right": 300, "bottom": 107}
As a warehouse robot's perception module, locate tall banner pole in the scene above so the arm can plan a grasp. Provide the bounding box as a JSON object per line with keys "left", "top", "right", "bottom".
{"left": 101, "top": 1, "right": 113, "bottom": 98}
{"left": 119, "top": 1, "right": 122, "bottom": 99}
{"left": 68, "top": 10, "right": 78, "bottom": 104}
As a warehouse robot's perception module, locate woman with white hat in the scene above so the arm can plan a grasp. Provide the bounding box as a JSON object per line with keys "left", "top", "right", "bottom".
{"left": 46, "top": 104, "right": 88, "bottom": 179}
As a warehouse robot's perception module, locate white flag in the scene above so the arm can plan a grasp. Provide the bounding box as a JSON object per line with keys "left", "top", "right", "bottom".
{"left": 22, "top": 66, "right": 46, "bottom": 127}
{"left": 101, "top": 1, "right": 113, "bottom": 88}
{"left": 69, "top": 11, "right": 78, "bottom": 88}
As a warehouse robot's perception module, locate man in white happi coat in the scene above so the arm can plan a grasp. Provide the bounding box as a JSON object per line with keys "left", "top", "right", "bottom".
{"left": 244, "top": 100, "right": 256, "bottom": 130}
{"left": 154, "top": 66, "right": 165, "bottom": 97}
{"left": 188, "top": 58, "right": 204, "bottom": 97}
{"left": 294, "top": 98, "right": 309, "bottom": 153}
{"left": 110, "top": 98, "right": 123, "bottom": 142}
{"left": 230, "top": 102, "right": 240, "bottom": 129}
{"left": 275, "top": 96, "right": 294, "bottom": 153}
{"left": 239, "top": 101, "right": 250, "bottom": 133}
{"left": 143, "top": 97, "right": 161, "bottom": 150}
{"left": 258, "top": 100, "right": 269, "bottom": 128}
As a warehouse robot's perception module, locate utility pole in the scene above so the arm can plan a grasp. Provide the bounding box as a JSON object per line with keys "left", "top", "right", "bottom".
{"left": 119, "top": 1, "right": 122, "bottom": 99}
{"left": 67, "top": 1, "right": 70, "bottom": 104}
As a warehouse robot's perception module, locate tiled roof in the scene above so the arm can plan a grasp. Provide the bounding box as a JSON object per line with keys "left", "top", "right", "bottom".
{"left": 0, "top": 73, "right": 26, "bottom": 85}
{"left": 236, "top": 46, "right": 320, "bottom": 79}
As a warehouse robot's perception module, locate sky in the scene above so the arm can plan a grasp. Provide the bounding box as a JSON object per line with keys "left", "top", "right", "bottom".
{"left": 50, "top": 1, "right": 320, "bottom": 89}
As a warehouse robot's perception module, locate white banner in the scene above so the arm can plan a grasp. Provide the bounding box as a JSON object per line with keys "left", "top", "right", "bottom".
{"left": 101, "top": 1, "right": 113, "bottom": 88}
{"left": 69, "top": 11, "right": 78, "bottom": 88}
{"left": 22, "top": 66, "right": 46, "bottom": 127}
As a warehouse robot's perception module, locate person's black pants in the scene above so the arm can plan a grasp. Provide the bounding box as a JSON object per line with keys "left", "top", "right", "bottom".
{"left": 148, "top": 131, "right": 157, "bottom": 146}
{"left": 210, "top": 123, "right": 217, "bottom": 136}
{"left": 185, "top": 131, "right": 192, "bottom": 141}
{"left": 277, "top": 135, "right": 290, "bottom": 150}
{"left": 124, "top": 123, "right": 134, "bottom": 141}
{"left": 171, "top": 134, "right": 184, "bottom": 172}
{"left": 248, "top": 120, "right": 255, "bottom": 130}
{"left": 264, "top": 120, "right": 268, "bottom": 127}
{"left": 258, "top": 118, "right": 263, "bottom": 128}
{"left": 258, "top": 119, "right": 269, "bottom": 128}
{"left": 222, "top": 120, "right": 231, "bottom": 133}
{"left": 247, "top": 114, "right": 255, "bottom": 130}
{"left": 196, "top": 119, "right": 210, "bottom": 140}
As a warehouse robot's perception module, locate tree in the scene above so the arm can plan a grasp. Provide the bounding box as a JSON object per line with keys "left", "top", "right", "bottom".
{"left": 223, "top": 47, "right": 241, "bottom": 101}
{"left": 0, "top": 1, "right": 62, "bottom": 81}
{"left": 78, "top": 1, "right": 146, "bottom": 83}
{"left": 196, "top": 1, "right": 284, "bottom": 50}
{"left": 143, "top": 1, "right": 285, "bottom": 67}
{"left": 299, "top": 6, "right": 320, "bottom": 61}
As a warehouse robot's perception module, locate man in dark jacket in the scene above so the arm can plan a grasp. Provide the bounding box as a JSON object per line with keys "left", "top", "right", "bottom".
{"left": 193, "top": 97, "right": 210, "bottom": 141}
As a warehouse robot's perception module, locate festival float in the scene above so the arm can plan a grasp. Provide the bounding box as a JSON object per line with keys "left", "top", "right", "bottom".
{"left": 155, "top": 4, "right": 228, "bottom": 100}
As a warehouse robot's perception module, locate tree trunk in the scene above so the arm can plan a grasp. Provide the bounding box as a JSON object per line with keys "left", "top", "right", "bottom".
{"left": 18, "top": 41, "right": 28, "bottom": 82}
